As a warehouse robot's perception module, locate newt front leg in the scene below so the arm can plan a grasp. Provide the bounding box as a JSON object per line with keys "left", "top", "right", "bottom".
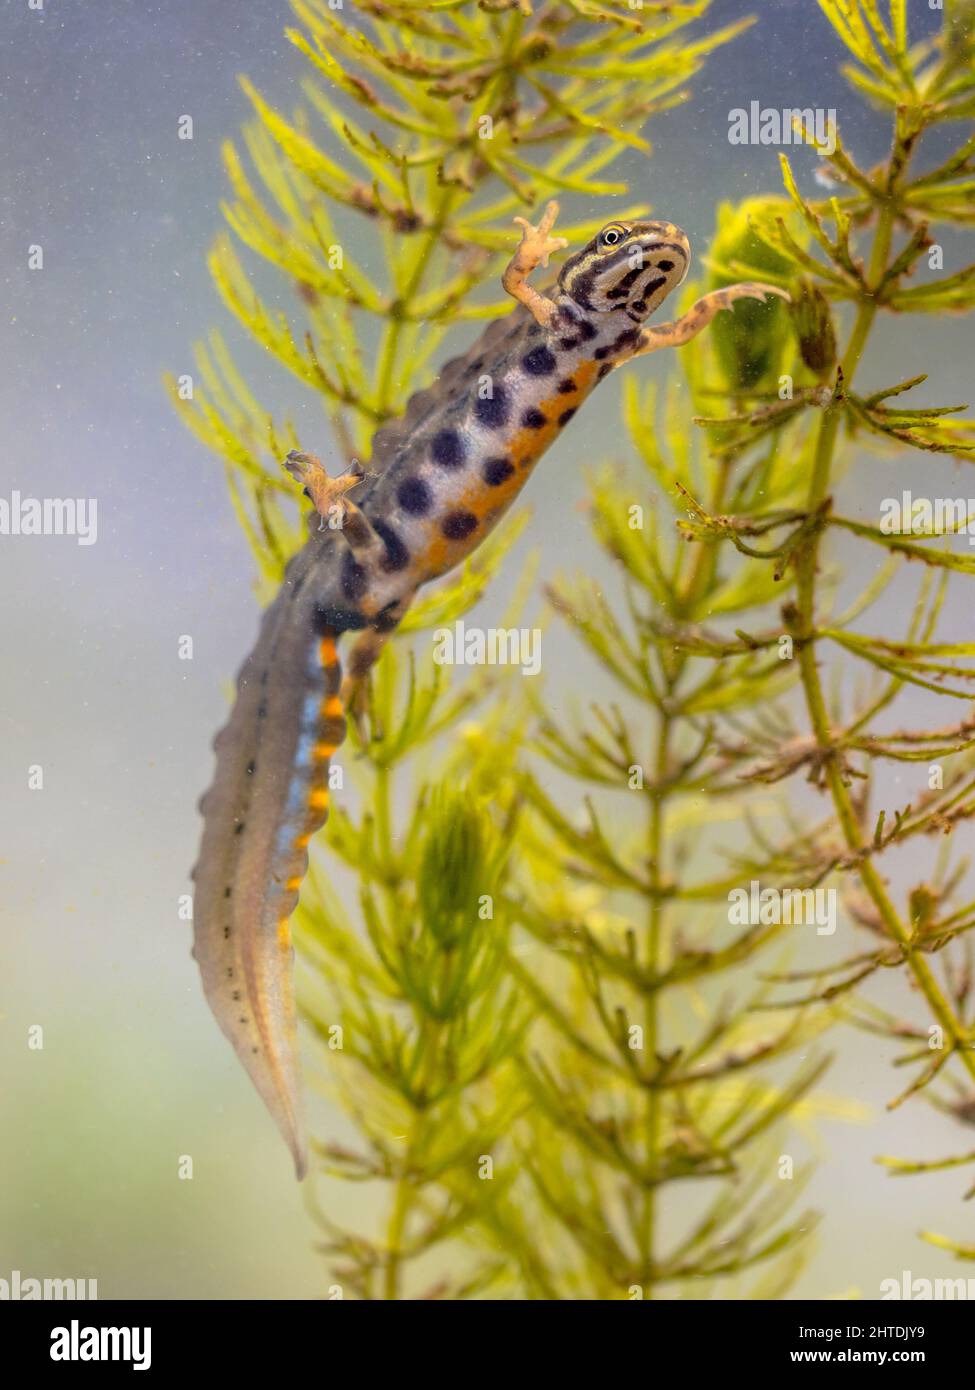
{"left": 628, "top": 283, "right": 791, "bottom": 358}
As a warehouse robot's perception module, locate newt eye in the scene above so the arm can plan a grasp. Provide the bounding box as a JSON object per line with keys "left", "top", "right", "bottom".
{"left": 598, "top": 224, "right": 628, "bottom": 250}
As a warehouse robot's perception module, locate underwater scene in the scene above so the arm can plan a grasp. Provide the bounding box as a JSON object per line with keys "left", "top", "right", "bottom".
{"left": 4, "top": 0, "right": 975, "bottom": 1330}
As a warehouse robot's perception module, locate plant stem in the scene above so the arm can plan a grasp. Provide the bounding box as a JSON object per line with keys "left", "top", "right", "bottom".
{"left": 372, "top": 719, "right": 415, "bottom": 1300}
{"left": 795, "top": 199, "right": 975, "bottom": 1079}
{"left": 375, "top": 762, "right": 394, "bottom": 877}
{"left": 641, "top": 715, "right": 668, "bottom": 1293}
{"left": 640, "top": 455, "right": 733, "bottom": 1290}
{"left": 375, "top": 186, "right": 459, "bottom": 416}
{"left": 384, "top": 1136, "right": 413, "bottom": 1300}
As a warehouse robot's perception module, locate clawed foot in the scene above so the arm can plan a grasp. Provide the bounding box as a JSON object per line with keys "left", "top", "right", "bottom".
{"left": 511, "top": 201, "right": 569, "bottom": 275}
{"left": 340, "top": 674, "right": 380, "bottom": 745}
{"left": 284, "top": 450, "right": 364, "bottom": 525}
{"left": 720, "top": 282, "right": 791, "bottom": 308}
{"left": 502, "top": 201, "right": 568, "bottom": 327}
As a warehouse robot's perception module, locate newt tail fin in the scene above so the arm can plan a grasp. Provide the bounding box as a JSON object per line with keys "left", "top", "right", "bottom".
{"left": 191, "top": 567, "right": 347, "bottom": 1181}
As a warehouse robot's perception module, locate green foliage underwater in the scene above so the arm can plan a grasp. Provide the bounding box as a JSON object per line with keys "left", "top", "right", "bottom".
{"left": 172, "top": 0, "right": 975, "bottom": 1298}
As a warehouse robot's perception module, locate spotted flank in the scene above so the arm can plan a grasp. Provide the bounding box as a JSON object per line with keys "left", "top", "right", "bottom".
{"left": 192, "top": 200, "right": 787, "bottom": 1176}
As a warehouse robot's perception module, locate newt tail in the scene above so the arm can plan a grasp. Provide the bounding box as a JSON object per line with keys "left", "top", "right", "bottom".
{"left": 191, "top": 536, "right": 348, "bottom": 1179}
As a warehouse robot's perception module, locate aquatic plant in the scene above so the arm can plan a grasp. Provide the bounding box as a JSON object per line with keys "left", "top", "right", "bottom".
{"left": 496, "top": 240, "right": 829, "bottom": 1297}
{"left": 171, "top": 0, "right": 975, "bottom": 1296}
{"left": 665, "top": 0, "right": 975, "bottom": 1259}
{"left": 173, "top": 0, "right": 810, "bottom": 1299}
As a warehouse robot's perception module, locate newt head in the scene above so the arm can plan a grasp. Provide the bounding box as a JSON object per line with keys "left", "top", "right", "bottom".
{"left": 557, "top": 219, "right": 691, "bottom": 324}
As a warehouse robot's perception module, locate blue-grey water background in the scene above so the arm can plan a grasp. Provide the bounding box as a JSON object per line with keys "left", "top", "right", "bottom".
{"left": 2, "top": 0, "right": 974, "bottom": 1297}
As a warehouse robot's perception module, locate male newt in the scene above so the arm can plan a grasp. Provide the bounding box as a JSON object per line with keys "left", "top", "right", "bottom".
{"left": 191, "top": 202, "right": 787, "bottom": 1178}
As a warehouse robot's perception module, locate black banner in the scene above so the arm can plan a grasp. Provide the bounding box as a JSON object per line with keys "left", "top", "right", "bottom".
{"left": 1, "top": 1299, "right": 966, "bottom": 1375}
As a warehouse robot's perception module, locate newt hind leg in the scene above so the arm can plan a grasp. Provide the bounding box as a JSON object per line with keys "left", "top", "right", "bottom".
{"left": 341, "top": 593, "right": 416, "bottom": 743}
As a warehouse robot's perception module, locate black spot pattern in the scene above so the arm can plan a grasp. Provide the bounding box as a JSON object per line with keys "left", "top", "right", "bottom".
{"left": 595, "top": 328, "right": 640, "bottom": 361}
{"left": 522, "top": 345, "right": 557, "bottom": 376}
{"left": 558, "top": 408, "right": 577, "bottom": 426}
{"left": 658, "top": 259, "right": 674, "bottom": 271}
{"left": 341, "top": 549, "right": 369, "bottom": 601}
{"left": 606, "top": 266, "right": 644, "bottom": 299}
{"left": 484, "top": 456, "right": 515, "bottom": 486}
{"left": 397, "top": 476, "right": 432, "bottom": 515}
{"left": 373, "top": 518, "right": 410, "bottom": 572}
{"left": 442, "top": 511, "right": 478, "bottom": 541}
{"left": 474, "top": 384, "right": 509, "bottom": 429}
{"left": 567, "top": 271, "right": 594, "bottom": 310}
{"left": 320, "top": 715, "right": 347, "bottom": 745}
{"left": 313, "top": 604, "right": 368, "bottom": 632}
{"left": 557, "top": 378, "right": 576, "bottom": 394}
{"left": 522, "top": 407, "right": 547, "bottom": 429}
{"left": 375, "top": 601, "right": 403, "bottom": 633}
{"left": 431, "top": 429, "right": 465, "bottom": 469}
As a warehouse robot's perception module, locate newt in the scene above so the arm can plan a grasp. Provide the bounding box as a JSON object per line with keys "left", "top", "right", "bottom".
{"left": 191, "top": 202, "right": 787, "bottom": 1178}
